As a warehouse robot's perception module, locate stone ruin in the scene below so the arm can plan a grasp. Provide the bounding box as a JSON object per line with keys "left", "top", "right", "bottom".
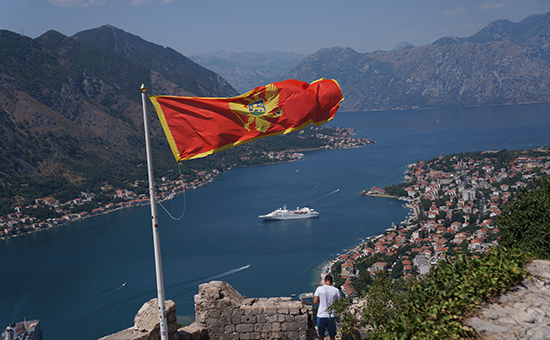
{"left": 98, "top": 299, "right": 180, "bottom": 340}
{"left": 99, "top": 280, "right": 316, "bottom": 340}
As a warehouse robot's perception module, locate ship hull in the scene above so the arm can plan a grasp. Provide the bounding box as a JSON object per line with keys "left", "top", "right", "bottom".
{"left": 259, "top": 206, "right": 319, "bottom": 220}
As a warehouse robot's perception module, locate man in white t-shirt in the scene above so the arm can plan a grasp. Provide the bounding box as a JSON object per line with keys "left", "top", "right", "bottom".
{"left": 313, "top": 274, "right": 341, "bottom": 340}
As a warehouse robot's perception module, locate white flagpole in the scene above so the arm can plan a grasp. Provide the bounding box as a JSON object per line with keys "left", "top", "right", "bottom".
{"left": 140, "top": 84, "right": 169, "bottom": 340}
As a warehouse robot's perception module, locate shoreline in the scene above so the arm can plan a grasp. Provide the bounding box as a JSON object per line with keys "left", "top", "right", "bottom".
{"left": 317, "top": 195, "right": 420, "bottom": 287}
{"left": 1, "top": 138, "right": 375, "bottom": 241}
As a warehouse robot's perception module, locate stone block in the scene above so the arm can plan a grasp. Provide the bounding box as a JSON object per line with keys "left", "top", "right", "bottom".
{"left": 206, "top": 325, "right": 224, "bottom": 337}
{"left": 217, "top": 299, "right": 234, "bottom": 310}
{"left": 205, "top": 317, "right": 223, "bottom": 329}
{"left": 271, "top": 323, "right": 280, "bottom": 332}
{"left": 287, "top": 331, "right": 299, "bottom": 339}
{"left": 236, "top": 324, "right": 254, "bottom": 333}
{"left": 281, "top": 322, "right": 299, "bottom": 332}
{"left": 177, "top": 322, "right": 208, "bottom": 340}
{"left": 254, "top": 323, "right": 271, "bottom": 333}
{"left": 277, "top": 307, "right": 289, "bottom": 314}
{"left": 134, "top": 299, "right": 176, "bottom": 332}
{"left": 233, "top": 309, "right": 245, "bottom": 317}
{"left": 249, "top": 332, "right": 261, "bottom": 340}
{"left": 265, "top": 314, "right": 278, "bottom": 323}
{"left": 263, "top": 306, "right": 277, "bottom": 315}
{"left": 289, "top": 307, "right": 300, "bottom": 315}
{"left": 251, "top": 305, "right": 264, "bottom": 314}
{"left": 222, "top": 308, "right": 234, "bottom": 318}
{"left": 205, "top": 309, "right": 222, "bottom": 318}
{"left": 241, "top": 315, "right": 256, "bottom": 324}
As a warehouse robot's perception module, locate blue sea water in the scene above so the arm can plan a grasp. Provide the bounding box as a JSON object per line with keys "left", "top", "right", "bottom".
{"left": 1, "top": 103, "right": 550, "bottom": 340}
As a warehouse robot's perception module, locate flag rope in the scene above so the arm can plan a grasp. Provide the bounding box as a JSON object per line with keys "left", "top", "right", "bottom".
{"left": 153, "top": 163, "right": 186, "bottom": 221}
{"left": 154, "top": 190, "right": 186, "bottom": 221}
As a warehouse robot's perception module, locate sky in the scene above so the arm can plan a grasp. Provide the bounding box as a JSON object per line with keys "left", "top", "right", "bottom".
{"left": 2, "top": 0, "right": 549, "bottom": 57}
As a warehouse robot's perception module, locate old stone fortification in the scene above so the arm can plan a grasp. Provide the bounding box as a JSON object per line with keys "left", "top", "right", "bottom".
{"left": 99, "top": 281, "right": 315, "bottom": 340}
{"left": 100, "top": 260, "right": 550, "bottom": 340}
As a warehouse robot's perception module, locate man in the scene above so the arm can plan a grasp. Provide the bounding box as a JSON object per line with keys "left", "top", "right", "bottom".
{"left": 313, "top": 274, "right": 341, "bottom": 340}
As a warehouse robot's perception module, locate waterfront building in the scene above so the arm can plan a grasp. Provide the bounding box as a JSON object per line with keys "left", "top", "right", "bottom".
{"left": 1, "top": 320, "right": 42, "bottom": 340}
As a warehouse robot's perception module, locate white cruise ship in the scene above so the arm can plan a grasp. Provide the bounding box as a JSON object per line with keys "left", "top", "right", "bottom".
{"left": 259, "top": 205, "right": 319, "bottom": 220}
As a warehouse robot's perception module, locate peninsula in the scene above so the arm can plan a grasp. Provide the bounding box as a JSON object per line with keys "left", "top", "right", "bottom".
{"left": 327, "top": 146, "right": 550, "bottom": 297}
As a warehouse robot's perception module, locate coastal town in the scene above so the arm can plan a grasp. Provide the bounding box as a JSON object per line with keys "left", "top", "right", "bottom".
{"left": 327, "top": 147, "right": 550, "bottom": 298}
{"left": 0, "top": 127, "right": 374, "bottom": 240}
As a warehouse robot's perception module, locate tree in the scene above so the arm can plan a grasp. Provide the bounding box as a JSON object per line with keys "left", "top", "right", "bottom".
{"left": 497, "top": 177, "right": 550, "bottom": 260}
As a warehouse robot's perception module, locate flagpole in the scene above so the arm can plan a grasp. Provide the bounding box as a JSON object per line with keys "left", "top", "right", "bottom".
{"left": 140, "top": 84, "right": 169, "bottom": 340}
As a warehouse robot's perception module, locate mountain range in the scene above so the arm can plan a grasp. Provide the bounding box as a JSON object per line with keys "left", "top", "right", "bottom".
{"left": 0, "top": 11, "right": 549, "bottom": 207}
{"left": 287, "top": 11, "right": 550, "bottom": 111}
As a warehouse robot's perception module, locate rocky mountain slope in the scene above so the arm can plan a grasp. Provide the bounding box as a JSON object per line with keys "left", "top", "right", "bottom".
{"left": 190, "top": 51, "right": 306, "bottom": 94}
{"left": 287, "top": 11, "right": 550, "bottom": 111}
{"left": 72, "top": 25, "right": 237, "bottom": 98}
{"left": 0, "top": 26, "right": 237, "bottom": 196}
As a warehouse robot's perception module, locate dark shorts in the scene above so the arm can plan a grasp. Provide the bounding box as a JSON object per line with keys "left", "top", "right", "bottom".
{"left": 317, "top": 317, "right": 336, "bottom": 337}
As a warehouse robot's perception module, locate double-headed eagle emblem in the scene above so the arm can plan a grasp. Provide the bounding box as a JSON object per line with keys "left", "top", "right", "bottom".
{"left": 229, "top": 84, "right": 283, "bottom": 133}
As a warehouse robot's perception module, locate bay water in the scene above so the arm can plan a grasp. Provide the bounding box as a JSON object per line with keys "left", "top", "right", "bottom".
{"left": 1, "top": 103, "right": 550, "bottom": 340}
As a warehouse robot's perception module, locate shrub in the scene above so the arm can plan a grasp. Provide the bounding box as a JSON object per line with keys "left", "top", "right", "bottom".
{"left": 498, "top": 177, "right": 550, "bottom": 260}
{"left": 334, "top": 247, "right": 532, "bottom": 339}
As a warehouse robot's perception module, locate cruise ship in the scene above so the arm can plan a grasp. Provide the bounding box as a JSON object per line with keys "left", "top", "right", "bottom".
{"left": 259, "top": 205, "right": 319, "bottom": 220}
{"left": 1, "top": 320, "right": 42, "bottom": 340}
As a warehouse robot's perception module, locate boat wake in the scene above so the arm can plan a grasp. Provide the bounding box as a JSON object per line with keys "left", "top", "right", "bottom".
{"left": 106, "top": 282, "right": 127, "bottom": 296}
{"left": 168, "top": 265, "right": 251, "bottom": 301}
{"left": 206, "top": 264, "right": 251, "bottom": 281}
{"left": 309, "top": 189, "right": 340, "bottom": 203}
{"left": 83, "top": 264, "right": 252, "bottom": 318}
{"left": 167, "top": 264, "right": 250, "bottom": 290}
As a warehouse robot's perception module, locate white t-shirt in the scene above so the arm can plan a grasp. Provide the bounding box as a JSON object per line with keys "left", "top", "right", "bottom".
{"left": 314, "top": 284, "right": 341, "bottom": 318}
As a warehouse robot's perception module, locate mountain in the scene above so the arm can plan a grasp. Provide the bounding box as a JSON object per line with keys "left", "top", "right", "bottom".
{"left": 72, "top": 25, "right": 237, "bottom": 98}
{"left": 287, "top": 12, "right": 550, "bottom": 111}
{"left": 190, "top": 51, "right": 307, "bottom": 93}
{"left": 0, "top": 26, "right": 237, "bottom": 207}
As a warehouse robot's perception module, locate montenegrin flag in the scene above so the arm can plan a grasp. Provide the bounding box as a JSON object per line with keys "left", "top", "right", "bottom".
{"left": 149, "top": 78, "right": 343, "bottom": 162}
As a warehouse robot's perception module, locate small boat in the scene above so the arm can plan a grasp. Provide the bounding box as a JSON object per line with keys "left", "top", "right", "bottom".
{"left": 259, "top": 205, "right": 319, "bottom": 220}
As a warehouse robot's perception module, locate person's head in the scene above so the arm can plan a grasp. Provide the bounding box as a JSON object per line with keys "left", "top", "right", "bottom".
{"left": 324, "top": 274, "right": 333, "bottom": 285}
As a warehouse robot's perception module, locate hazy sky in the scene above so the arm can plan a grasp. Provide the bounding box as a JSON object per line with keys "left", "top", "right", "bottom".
{"left": 2, "top": 0, "right": 549, "bottom": 57}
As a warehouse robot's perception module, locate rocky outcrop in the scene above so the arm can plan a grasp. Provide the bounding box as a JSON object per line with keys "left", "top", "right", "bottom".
{"left": 465, "top": 260, "right": 550, "bottom": 340}
{"left": 99, "top": 299, "right": 178, "bottom": 340}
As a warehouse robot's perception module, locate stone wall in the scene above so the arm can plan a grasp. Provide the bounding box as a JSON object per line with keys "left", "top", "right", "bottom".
{"left": 98, "top": 281, "right": 316, "bottom": 340}
{"left": 194, "top": 281, "right": 316, "bottom": 340}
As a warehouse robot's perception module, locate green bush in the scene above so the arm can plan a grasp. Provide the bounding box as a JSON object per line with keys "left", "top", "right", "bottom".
{"left": 334, "top": 247, "right": 532, "bottom": 340}
{"left": 497, "top": 177, "right": 550, "bottom": 260}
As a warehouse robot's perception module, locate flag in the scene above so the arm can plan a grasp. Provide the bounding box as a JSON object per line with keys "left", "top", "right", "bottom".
{"left": 149, "top": 78, "right": 343, "bottom": 162}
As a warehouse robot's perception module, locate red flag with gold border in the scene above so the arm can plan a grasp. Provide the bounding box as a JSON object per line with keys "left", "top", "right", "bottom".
{"left": 149, "top": 78, "right": 343, "bottom": 162}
